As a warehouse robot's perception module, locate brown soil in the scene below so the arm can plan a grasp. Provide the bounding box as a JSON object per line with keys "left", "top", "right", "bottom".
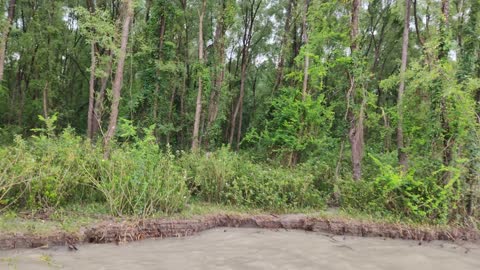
{"left": 0, "top": 214, "right": 478, "bottom": 250}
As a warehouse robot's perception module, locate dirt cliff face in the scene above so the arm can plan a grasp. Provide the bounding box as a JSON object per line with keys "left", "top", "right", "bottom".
{"left": 1, "top": 214, "right": 479, "bottom": 250}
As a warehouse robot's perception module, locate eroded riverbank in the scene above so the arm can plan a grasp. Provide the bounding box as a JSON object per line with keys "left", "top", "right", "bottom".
{"left": 1, "top": 214, "right": 479, "bottom": 250}
{"left": 1, "top": 228, "right": 479, "bottom": 270}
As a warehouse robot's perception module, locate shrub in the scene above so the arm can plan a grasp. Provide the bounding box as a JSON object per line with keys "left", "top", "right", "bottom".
{"left": 182, "top": 147, "right": 325, "bottom": 211}
{"left": 225, "top": 166, "right": 324, "bottom": 210}
{"left": 0, "top": 137, "right": 34, "bottom": 209}
{"left": 243, "top": 88, "right": 333, "bottom": 166}
{"left": 1, "top": 120, "right": 189, "bottom": 216}
{"left": 27, "top": 128, "right": 98, "bottom": 208}
{"left": 0, "top": 129, "right": 98, "bottom": 210}
{"left": 1, "top": 120, "right": 323, "bottom": 216}
{"left": 339, "top": 155, "right": 460, "bottom": 224}
{"left": 89, "top": 129, "right": 189, "bottom": 216}
{"left": 181, "top": 147, "right": 238, "bottom": 202}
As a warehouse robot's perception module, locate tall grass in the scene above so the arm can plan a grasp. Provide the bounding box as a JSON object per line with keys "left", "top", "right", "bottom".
{"left": 86, "top": 134, "right": 190, "bottom": 216}
{"left": 0, "top": 127, "right": 325, "bottom": 216}
{"left": 181, "top": 147, "right": 325, "bottom": 210}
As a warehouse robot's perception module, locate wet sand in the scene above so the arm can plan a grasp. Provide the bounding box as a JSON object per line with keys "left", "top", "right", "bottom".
{"left": 1, "top": 228, "right": 479, "bottom": 269}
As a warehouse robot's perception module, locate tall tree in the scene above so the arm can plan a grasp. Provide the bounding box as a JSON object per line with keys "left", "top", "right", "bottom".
{"left": 397, "top": 0, "right": 411, "bottom": 170}
{"left": 229, "top": 0, "right": 262, "bottom": 148}
{"left": 458, "top": 0, "right": 479, "bottom": 82}
{"left": 92, "top": 52, "right": 113, "bottom": 138}
{"left": 192, "top": 0, "right": 207, "bottom": 151}
{"left": 348, "top": 0, "right": 364, "bottom": 181}
{"left": 206, "top": 0, "right": 229, "bottom": 143}
{"left": 153, "top": 12, "right": 167, "bottom": 141}
{"left": 104, "top": 0, "right": 133, "bottom": 157}
{"left": 87, "top": 43, "right": 97, "bottom": 139}
{"left": 86, "top": 1, "right": 97, "bottom": 139}
{"left": 273, "top": 0, "right": 293, "bottom": 93}
{"left": 439, "top": 0, "right": 453, "bottom": 183}
{"left": 458, "top": 0, "right": 480, "bottom": 217}
{"left": 0, "top": 0, "right": 16, "bottom": 82}
{"left": 301, "top": 0, "right": 310, "bottom": 100}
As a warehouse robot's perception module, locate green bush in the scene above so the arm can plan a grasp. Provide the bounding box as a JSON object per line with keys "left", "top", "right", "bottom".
{"left": 182, "top": 147, "right": 237, "bottom": 202}
{"left": 182, "top": 147, "right": 325, "bottom": 210}
{"left": 89, "top": 130, "right": 189, "bottom": 216}
{"left": 0, "top": 128, "right": 98, "bottom": 210}
{"left": 0, "top": 125, "right": 22, "bottom": 145}
{"left": 0, "top": 137, "right": 34, "bottom": 208}
{"left": 1, "top": 121, "right": 189, "bottom": 217}
{"left": 243, "top": 88, "right": 333, "bottom": 165}
{"left": 226, "top": 167, "right": 324, "bottom": 210}
{"left": 339, "top": 155, "right": 460, "bottom": 224}
{"left": 27, "top": 128, "right": 98, "bottom": 208}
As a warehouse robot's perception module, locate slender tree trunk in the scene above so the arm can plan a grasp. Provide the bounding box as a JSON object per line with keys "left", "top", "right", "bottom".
{"left": 413, "top": 0, "right": 431, "bottom": 65}
{"left": 397, "top": 0, "right": 411, "bottom": 171}
{"left": 166, "top": 84, "right": 176, "bottom": 145}
{"left": 179, "top": 69, "right": 186, "bottom": 147}
{"left": 463, "top": 0, "right": 480, "bottom": 216}
{"left": 273, "top": 0, "right": 293, "bottom": 93}
{"left": 18, "top": 74, "right": 24, "bottom": 127}
{"left": 235, "top": 97, "right": 244, "bottom": 148}
{"left": 87, "top": 0, "right": 107, "bottom": 139}
{"left": 206, "top": 0, "right": 227, "bottom": 142}
{"left": 42, "top": 81, "right": 49, "bottom": 119}
{"left": 87, "top": 42, "right": 96, "bottom": 139}
{"left": 153, "top": 14, "right": 166, "bottom": 141}
{"left": 192, "top": 0, "right": 207, "bottom": 151}
{"left": 104, "top": 0, "right": 133, "bottom": 158}
{"left": 350, "top": 0, "right": 360, "bottom": 52}
{"left": 179, "top": 0, "right": 189, "bottom": 148}
{"left": 290, "top": 0, "right": 300, "bottom": 68}
{"left": 0, "top": 0, "right": 16, "bottom": 82}
{"left": 228, "top": 46, "right": 242, "bottom": 131}
{"left": 224, "top": 54, "right": 235, "bottom": 142}
{"left": 14, "top": 63, "right": 22, "bottom": 125}
{"left": 439, "top": 0, "right": 453, "bottom": 183}
{"left": 252, "top": 70, "right": 258, "bottom": 117}
{"left": 86, "top": 0, "right": 96, "bottom": 139}
{"left": 301, "top": 0, "right": 310, "bottom": 100}
{"left": 145, "top": 0, "right": 152, "bottom": 22}
{"left": 439, "top": 0, "right": 450, "bottom": 60}
{"left": 413, "top": 0, "right": 425, "bottom": 47}
{"left": 335, "top": 140, "right": 346, "bottom": 180}
{"left": 288, "top": 0, "right": 310, "bottom": 164}
{"left": 235, "top": 37, "right": 252, "bottom": 148}
{"left": 229, "top": 0, "right": 262, "bottom": 147}
{"left": 92, "top": 51, "right": 113, "bottom": 138}
{"left": 230, "top": 43, "right": 248, "bottom": 146}
{"left": 348, "top": 0, "right": 364, "bottom": 181}
{"left": 17, "top": 43, "right": 38, "bottom": 127}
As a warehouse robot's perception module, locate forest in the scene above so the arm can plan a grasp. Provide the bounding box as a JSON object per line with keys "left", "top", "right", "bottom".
{"left": 0, "top": 0, "right": 478, "bottom": 227}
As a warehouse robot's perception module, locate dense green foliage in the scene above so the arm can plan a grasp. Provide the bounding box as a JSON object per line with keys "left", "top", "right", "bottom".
{"left": 0, "top": 0, "right": 478, "bottom": 225}
{"left": 183, "top": 147, "right": 324, "bottom": 209}
{"left": 339, "top": 155, "right": 459, "bottom": 224}
{"left": 0, "top": 128, "right": 96, "bottom": 209}
{"left": 88, "top": 129, "right": 190, "bottom": 216}
{"left": 0, "top": 121, "right": 324, "bottom": 216}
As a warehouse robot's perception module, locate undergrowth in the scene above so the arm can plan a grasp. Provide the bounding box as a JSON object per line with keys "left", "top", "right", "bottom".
{"left": 0, "top": 117, "right": 477, "bottom": 227}
{"left": 0, "top": 119, "right": 326, "bottom": 217}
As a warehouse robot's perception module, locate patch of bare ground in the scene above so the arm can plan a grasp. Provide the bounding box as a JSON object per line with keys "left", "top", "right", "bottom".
{"left": 1, "top": 214, "right": 478, "bottom": 250}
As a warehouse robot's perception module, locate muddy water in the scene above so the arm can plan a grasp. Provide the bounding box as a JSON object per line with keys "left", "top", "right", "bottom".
{"left": 1, "top": 228, "right": 479, "bottom": 270}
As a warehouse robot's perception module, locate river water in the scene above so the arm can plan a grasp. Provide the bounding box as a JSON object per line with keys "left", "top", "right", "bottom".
{"left": 1, "top": 228, "right": 479, "bottom": 269}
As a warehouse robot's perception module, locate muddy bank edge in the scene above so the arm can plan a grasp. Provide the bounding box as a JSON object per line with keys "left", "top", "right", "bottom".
{"left": 1, "top": 214, "right": 479, "bottom": 250}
